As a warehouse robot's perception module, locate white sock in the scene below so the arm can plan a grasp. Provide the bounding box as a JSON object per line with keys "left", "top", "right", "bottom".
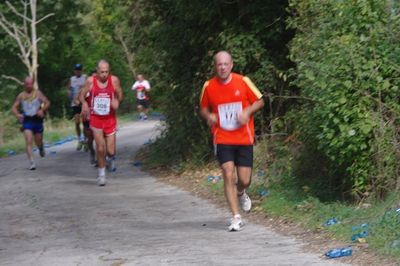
{"left": 98, "top": 167, "right": 105, "bottom": 176}
{"left": 234, "top": 214, "right": 241, "bottom": 219}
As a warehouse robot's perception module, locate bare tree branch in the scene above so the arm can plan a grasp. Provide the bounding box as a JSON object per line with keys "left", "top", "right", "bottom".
{"left": 0, "top": 15, "right": 17, "bottom": 37}
{"left": 5, "top": 1, "right": 32, "bottom": 23}
{"left": 115, "top": 29, "right": 136, "bottom": 77}
{"left": 1, "top": 75, "right": 24, "bottom": 85}
{"left": 0, "top": 0, "right": 50, "bottom": 90}
{"left": 35, "top": 13, "right": 54, "bottom": 24}
{"left": 23, "top": 1, "right": 28, "bottom": 37}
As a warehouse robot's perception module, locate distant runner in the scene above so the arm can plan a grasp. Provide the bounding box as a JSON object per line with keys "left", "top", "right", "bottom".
{"left": 67, "top": 63, "right": 87, "bottom": 151}
{"left": 80, "top": 60, "right": 123, "bottom": 186}
{"left": 131, "top": 74, "right": 151, "bottom": 120}
{"left": 79, "top": 70, "right": 97, "bottom": 165}
{"left": 12, "top": 76, "right": 50, "bottom": 170}
{"left": 200, "top": 51, "right": 264, "bottom": 231}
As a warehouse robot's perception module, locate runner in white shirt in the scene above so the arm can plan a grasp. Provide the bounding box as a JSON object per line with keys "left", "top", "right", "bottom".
{"left": 67, "top": 64, "right": 87, "bottom": 150}
{"left": 131, "top": 74, "right": 151, "bottom": 120}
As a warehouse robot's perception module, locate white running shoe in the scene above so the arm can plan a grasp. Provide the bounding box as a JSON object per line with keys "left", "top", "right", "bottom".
{"left": 239, "top": 191, "right": 252, "bottom": 212}
{"left": 97, "top": 175, "right": 106, "bottom": 186}
{"left": 29, "top": 162, "right": 36, "bottom": 170}
{"left": 228, "top": 216, "right": 244, "bottom": 231}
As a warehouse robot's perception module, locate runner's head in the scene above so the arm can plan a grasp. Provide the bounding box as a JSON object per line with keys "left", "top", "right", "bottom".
{"left": 74, "top": 63, "right": 83, "bottom": 77}
{"left": 213, "top": 51, "right": 233, "bottom": 83}
{"left": 24, "top": 76, "right": 34, "bottom": 92}
{"left": 137, "top": 74, "right": 144, "bottom": 82}
{"left": 96, "top": 59, "right": 110, "bottom": 82}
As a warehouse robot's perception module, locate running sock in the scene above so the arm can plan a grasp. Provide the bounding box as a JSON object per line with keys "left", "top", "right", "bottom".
{"left": 234, "top": 214, "right": 241, "bottom": 219}
{"left": 98, "top": 167, "right": 106, "bottom": 177}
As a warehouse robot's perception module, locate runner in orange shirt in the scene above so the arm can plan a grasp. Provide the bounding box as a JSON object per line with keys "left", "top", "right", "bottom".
{"left": 200, "top": 51, "right": 264, "bottom": 231}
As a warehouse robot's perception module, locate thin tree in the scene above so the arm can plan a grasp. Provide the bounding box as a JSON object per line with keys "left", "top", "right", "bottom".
{"left": 0, "top": 0, "right": 54, "bottom": 90}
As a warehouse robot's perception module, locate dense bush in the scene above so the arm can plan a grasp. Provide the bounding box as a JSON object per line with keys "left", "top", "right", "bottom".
{"left": 287, "top": 0, "right": 400, "bottom": 199}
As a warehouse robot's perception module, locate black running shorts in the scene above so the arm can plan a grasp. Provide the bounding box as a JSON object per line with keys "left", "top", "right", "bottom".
{"left": 72, "top": 106, "right": 82, "bottom": 116}
{"left": 136, "top": 99, "right": 149, "bottom": 109}
{"left": 215, "top": 144, "right": 253, "bottom": 167}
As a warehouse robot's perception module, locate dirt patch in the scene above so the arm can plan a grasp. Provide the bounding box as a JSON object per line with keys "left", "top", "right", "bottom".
{"left": 144, "top": 164, "right": 399, "bottom": 266}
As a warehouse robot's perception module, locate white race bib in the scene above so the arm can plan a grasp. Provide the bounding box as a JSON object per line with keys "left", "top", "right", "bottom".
{"left": 93, "top": 96, "right": 111, "bottom": 115}
{"left": 218, "top": 102, "right": 242, "bottom": 131}
{"left": 137, "top": 90, "right": 146, "bottom": 100}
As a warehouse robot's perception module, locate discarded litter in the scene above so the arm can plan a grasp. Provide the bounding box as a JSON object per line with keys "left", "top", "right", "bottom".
{"left": 49, "top": 151, "right": 57, "bottom": 156}
{"left": 6, "top": 150, "right": 16, "bottom": 156}
{"left": 324, "top": 217, "right": 339, "bottom": 226}
{"left": 257, "top": 169, "right": 265, "bottom": 177}
{"left": 207, "top": 175, "right": 221, "bottom": 183}
{"left": 133, "top": 161, "right": 142, "bottom": 167}
{"left": 351, "top": 230, "right": 368, "bottom": 242}
{"left": 351, "top": 223, "right": 368, "bottom": 231}
{"left": 256, "top": 188, "right": 269, "bottom": 197}
{"left": 325, "top": 246, "right": 352, "bottom": 258}
{"left": 391, "top": 239, "right": 400, "bottom": 249}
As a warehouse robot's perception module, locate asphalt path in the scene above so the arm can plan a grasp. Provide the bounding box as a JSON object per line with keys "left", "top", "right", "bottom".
{"left": 0, "top": 120, "right": 348, "bottom": 266}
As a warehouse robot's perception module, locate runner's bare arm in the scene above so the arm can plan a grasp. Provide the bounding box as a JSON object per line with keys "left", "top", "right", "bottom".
{"left": 67, "top": 79, "right": 72, "bottom": 99}
{"left": 238, "top": 98, "right": 264, "bottom": 125}
{"left": 200, "top": 107, "right": 217, "bottom": 127}
{"left": 11, "top": 93, "right": 24, "bottom": 122}
{"left": 111, "top": 76, "right": 123, "bottom": 110}
{"left": 37, "top": 91, "right": 51, "bottom": 118}
{"left": 79, "top": 77, "right": 93, "bottom": 118}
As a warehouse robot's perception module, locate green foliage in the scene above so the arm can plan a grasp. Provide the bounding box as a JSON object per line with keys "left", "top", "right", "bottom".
{"left": 287, "top": 0, "right": 400, "bottom": 199}
{"left": 130, "top": 0, "right": 292, "bottom": 165}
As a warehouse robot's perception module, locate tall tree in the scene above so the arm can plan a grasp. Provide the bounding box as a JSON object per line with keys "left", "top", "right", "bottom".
{"left": 0, "top": 0, "right": 54, "bottom": 89}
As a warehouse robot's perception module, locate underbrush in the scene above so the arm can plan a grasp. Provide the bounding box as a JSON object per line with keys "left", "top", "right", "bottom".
{"left": 250, "top": 136, "right": 400, "bottom": 259}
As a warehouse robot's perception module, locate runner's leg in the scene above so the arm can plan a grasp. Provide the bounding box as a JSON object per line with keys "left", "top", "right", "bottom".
{"left": 74, "top": 113, "right": 82, "bottom": 150}
{"left": 93, "top": 130, "right": 105, "bottom": 168}
{"left": 23, "top": 130, "right": 34, "bottom": 162}
{"left": 105, "top": 133, "right": 116, "bottom": 171}
{"left": 85, "top": 126, "right": 95, "bottom": 164}
{"left": 221, "top": 161, "right": 240, "bottom": 216}
{"left": 237, "top": 167, "right": 252, "bottom": 193}
{"left": 33, "top": 132, "right": 45, "bottom": 157}
{"left": 93, "top": 129, "right": 106, "bottom": 185}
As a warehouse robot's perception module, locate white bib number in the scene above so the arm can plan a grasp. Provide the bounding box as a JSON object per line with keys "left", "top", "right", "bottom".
{"left": 218, "top": 102, "right": 242, "bottom": 131}
{"left": 137, "top": 90, "right": 146, "bottom": 100}
{"left": 93, "top": 96, "right": 111, "bottom": 115}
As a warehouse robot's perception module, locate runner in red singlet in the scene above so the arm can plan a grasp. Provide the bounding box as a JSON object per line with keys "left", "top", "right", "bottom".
{"left": 80, "top": 60, "right": 123, "bottom": 186}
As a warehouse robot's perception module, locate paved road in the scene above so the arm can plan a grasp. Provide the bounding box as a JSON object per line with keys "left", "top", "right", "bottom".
{"left": 0, "top": 120, "right": 348, "bottom": 266}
